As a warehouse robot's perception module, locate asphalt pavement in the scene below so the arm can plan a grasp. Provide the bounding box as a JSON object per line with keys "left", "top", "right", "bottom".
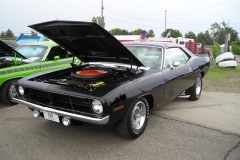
{"left": 0, "top": 91, "right": 239, "bottom": 160}
{"left": 158, "top": 92, "right": 240, "bottom": 135}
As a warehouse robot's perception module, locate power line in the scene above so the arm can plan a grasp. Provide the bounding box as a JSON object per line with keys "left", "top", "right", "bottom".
{"left": 105, "top": 10, "right": 240, "bottom": 26}
{"left": 7, "top": 17, "right": 232, "bottom": 34}
{"left": 105, "top": 10, "right": 163, "bottom": 22}
{"left": 1, "top": 0, "right": 239, "bottom": 29}
{"left": 105, "top": 16, "right": 164, "bottom": 29}
{"left": 105, "top": 16, "right": 205, "bottom": 32}
{"left": 167, "top": 0, "right": 236, "bottom": 18}
{"left": 106, "top": 0, "right": 235, "bottom": 20}
{"left": 106, "top": 10, "right": 204, "bottom": 25}
{"left": 0, "top": 10, "right": 99, "bottom": 29}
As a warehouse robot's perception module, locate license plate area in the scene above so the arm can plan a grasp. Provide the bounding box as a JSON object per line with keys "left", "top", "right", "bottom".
{"left": 43, "top": 111, "right": 60, "bottom": 123}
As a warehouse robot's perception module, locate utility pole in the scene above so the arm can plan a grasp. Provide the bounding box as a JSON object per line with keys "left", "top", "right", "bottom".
{"left": 101, "top": 0, "right": 104, "bottom": 18}
{"left": 100, "top": 0, "right": 105, "bottom": 28}
{"left": 165, "top": 10, "right": 167, "bottom": 32}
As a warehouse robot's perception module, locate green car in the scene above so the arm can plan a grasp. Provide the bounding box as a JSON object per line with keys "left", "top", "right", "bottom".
{"left": 0, "top": 40, "right": 75, "bottom": 105}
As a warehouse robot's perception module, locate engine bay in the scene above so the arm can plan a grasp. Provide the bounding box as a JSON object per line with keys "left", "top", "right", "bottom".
{"left": 35, "top": 63, "right": 144, "bottom": 91}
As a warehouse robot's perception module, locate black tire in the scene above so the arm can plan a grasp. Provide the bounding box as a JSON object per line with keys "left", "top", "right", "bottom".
{"left": 115, "top": 97, "right": 149, "bottom": 139}
{"left": 188, "top": 74, "right": 202, "bottom": 101}
{"left": 0, "top": 79, "right": 19, "bottom": 105}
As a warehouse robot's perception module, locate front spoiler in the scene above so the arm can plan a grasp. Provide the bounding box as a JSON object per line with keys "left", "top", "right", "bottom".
{"left": 13, "top": 98, "right": 109, "bottom": 125}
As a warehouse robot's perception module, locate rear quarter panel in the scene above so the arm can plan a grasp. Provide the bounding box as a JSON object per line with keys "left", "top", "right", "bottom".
{"left": 189, "top": 55, "right": 210, "bottom": 77}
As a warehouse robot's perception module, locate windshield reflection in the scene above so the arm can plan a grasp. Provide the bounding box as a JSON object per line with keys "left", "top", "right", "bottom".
{"left": 16, "top": 45, "right": 47, "bottom": 62}
{"left": 125, "top": 45, "right": 163, "bottom": 68}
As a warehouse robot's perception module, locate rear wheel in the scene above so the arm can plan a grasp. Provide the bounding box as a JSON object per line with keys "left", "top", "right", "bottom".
{"left": 116, "top": 97, "right": 149, "bottom": 139}
{"left": 0, "top": 79, "right": 19, "bottom": 105}
{"left": 188, "top": 74, "right": 202, "bottom": 101}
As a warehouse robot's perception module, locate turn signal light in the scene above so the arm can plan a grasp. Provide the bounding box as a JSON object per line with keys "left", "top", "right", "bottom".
{"left": 113, "top": 105, "right": 124, "bottom": 112}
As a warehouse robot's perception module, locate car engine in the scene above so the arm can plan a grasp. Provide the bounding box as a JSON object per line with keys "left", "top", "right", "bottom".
{"left": 36, "top": 64, "right": 143, "bottom": 91}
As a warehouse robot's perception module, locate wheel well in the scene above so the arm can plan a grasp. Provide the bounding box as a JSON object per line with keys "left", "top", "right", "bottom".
{"left": 0, "top": 78, "right": 21, "bottom": 89}
{"left": 144, "top": 95, "right": 154, "bottom": 111}
{"left": 200, "top": 71, "right": 204, "bottom": 78}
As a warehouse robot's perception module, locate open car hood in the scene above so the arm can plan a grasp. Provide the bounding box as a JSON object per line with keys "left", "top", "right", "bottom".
{"left": 28, "top": 20, "right": 144, "bottom": 67}
{"left": 0, "top": 40, "right": 27, "bottom": 59}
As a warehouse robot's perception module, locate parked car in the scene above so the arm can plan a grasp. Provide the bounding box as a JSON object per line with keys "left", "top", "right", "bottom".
{"left": 13, "top": 21, "right": 210, "bottom": 139}
{"left": 14, "top": 33, "right": 46, "bottom": 44}
{"left": 0, "top": 40, "right": 76, "bottom": 105}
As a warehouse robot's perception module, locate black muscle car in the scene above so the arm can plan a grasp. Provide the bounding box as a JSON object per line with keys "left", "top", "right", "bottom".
{"left": 13, "top": 21, "right": 210, "bottom": 139}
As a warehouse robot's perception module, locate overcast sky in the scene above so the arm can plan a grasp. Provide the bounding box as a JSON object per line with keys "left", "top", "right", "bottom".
{"left": 1, "top": 0, "right": 239, "bottom": 37}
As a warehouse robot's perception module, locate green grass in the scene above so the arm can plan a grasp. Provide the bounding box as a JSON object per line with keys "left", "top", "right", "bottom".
{"left": 206, "top": 60, "right": 240, "bottom": 80}
{"left": 205, "top": 59, "right": 240, "bottom": 89}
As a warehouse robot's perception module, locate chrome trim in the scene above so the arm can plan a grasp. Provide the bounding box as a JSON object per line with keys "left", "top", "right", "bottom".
{"left": 13, "top": 98, "right": 109, "bottom": 125}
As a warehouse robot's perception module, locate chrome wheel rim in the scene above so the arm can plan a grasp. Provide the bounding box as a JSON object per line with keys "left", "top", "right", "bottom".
{"left": 9, "top": 81, "right": 17, "bottom": 102}
{"left": 196, "top": 77, "right": 202, "bottom": 96}
{"left": 131, "top": 101, "right": 146, "bottom": 130}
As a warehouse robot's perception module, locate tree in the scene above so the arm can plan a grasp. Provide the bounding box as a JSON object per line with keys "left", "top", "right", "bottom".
{"left": 220, "top": 21, "right": 239, "bottom": 43}
{"left": 197, "top": 32, "right": 204, "bottom": 43}
{"left": 0, "top": 31, "right": 5, "bottom": 38}
{"left": 161, "top": 29, "right": 182, "bottom": 38}
{"left": 212, "top": 43, "right": 221, "bottom": 59}
{"left": 92, "top": 16, "right": 105, "bottom": 28}
{"left": 204, "top": 30, "right": 213, "bottom": 45}
{"left": 231, "top": 41, "right": 240, "bottom": 55}
{"left": 209, "top": 21, "right": 239, "bottom": 44}
{"left": 185, "top": 31, "right": 197, "bottom": 41}
{"left": 4, "top": 29, "right": 14, "bottom": 38}
{"left": 196, "top": 30, "right": 213, "bottom": 45}
{"left": 209, "top": 22, "right": 221, "bottom": 44}
{"left": 109, "top": 28, "right": 130, "bottom": 35}
{"left": 148, "top": 29, "right": 155, "bottom": 37}
{"left": 31, "top": 30, "right": 37, "bottom": 36}
{"left": 130, "top": 28, "right": 142, "bottom": 35}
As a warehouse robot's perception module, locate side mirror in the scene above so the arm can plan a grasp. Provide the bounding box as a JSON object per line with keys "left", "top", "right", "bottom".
{"left": 173, "top": 61, "right": 180, "bottom": 67}
{"left": 54, "top": 56, "right": 60, "bottom": 61}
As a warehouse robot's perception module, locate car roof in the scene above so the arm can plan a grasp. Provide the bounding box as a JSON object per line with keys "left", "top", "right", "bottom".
{"left": 122, "top": 41, "right": 181, "bottom": 48}
{"left": 122, "top": 41, "right": 195, "bottom": 57}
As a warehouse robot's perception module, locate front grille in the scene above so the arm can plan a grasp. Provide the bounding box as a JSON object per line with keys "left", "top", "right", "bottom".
{"left": 24, "top": 89, "right": 92, "bottom": 114}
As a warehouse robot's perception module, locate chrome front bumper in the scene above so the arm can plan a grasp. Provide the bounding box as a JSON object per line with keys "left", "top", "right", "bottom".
{"left": 13, "top": 98, "right": 109, "bottom": 125}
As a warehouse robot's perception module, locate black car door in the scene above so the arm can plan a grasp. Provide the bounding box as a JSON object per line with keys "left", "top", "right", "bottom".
{"left": 162, "top": 47, "right": 194, "bottom": 104}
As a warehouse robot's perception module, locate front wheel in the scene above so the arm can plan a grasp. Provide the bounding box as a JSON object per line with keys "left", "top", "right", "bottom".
{"left": 0, "top": 79, "right": 19, "bottom": 105}
{"left": 115, "top": 97, "right": 149, "bottom": 139}
{"left": 188, "top": 74, "right": 202, "bottom": 101}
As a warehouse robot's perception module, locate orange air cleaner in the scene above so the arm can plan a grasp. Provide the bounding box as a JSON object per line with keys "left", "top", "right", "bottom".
{"left": 76, "top": 70, "right": 108, "bottom": 76}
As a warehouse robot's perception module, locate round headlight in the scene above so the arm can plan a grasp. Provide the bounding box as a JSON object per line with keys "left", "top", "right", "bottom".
{"left": 18, "top": 86, "right": 24, "bottom": 95}
{"left": 92, "top": 99, "right": 103, "bottom": 114}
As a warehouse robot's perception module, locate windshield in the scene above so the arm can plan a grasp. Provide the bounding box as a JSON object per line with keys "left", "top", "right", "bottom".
{"left": 16, "top": 45, "right": 48, "bottom": 62}
{"left": 125, "top": 45, "right": 163, "bottom": 68}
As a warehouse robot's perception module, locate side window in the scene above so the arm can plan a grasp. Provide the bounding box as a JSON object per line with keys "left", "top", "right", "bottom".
{"left": 46, "top": 46, "right": 69, "bottom": 61}
{"left": 179, "top": 41, "right": 184, "bottom": 45}
{"left": 180, "top": 49, "right": 189, "bottom": 62}
{"left": 164, "top": 48, "right": 188, "bottom": 68}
